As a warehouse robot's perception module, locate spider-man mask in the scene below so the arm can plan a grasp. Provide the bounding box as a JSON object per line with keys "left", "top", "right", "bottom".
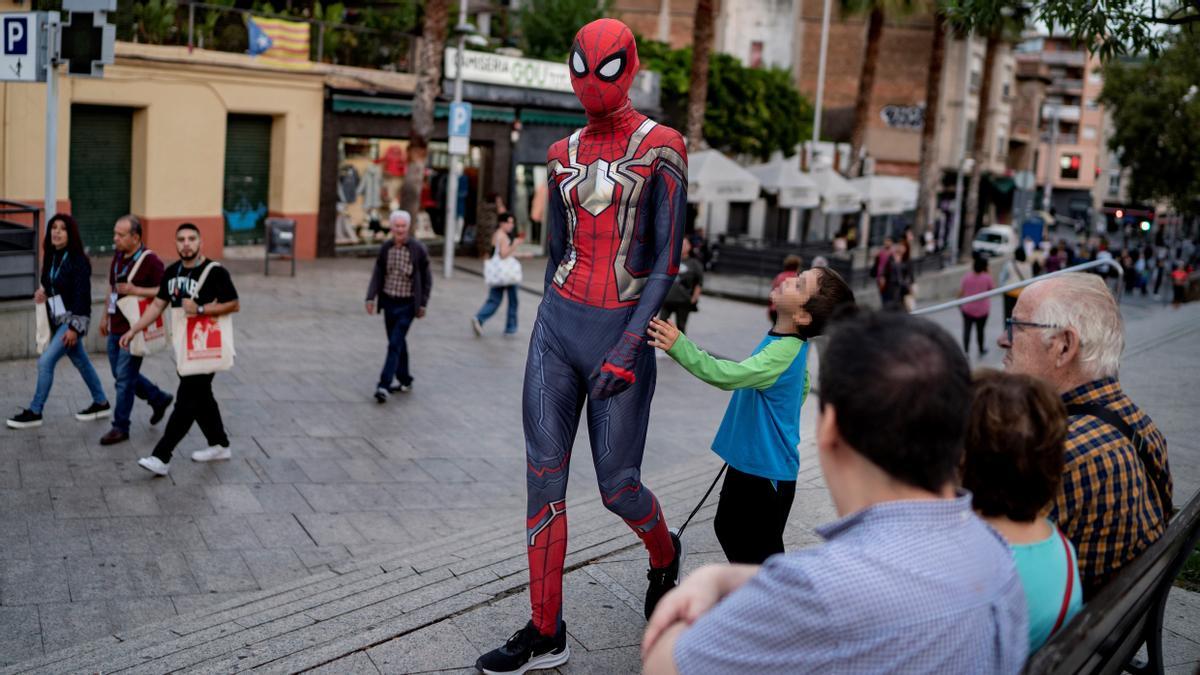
{"left": 568, "top": 19, "right": 640, "bottom": 118}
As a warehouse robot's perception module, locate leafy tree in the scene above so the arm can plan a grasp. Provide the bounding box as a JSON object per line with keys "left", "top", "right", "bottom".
{"left": 1101, "top": 32, "right": 1200, "bottom": 215}
{"left": 518, "top": 0, "right": 612, "bottom": 61}
{"left": 133, "top": 0, "right": 179, "bottom": 44}
{"left": 943, "top": 0, "right": 1199, "bottom": 58}
{"left": 639, "top": 40, "right": 812, "bottom": 161}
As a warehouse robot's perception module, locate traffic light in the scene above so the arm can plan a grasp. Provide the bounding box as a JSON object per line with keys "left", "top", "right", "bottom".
{"left": 60, "top": 0, "right": 114, "bottom": 77}
{"left": 1141, "top": 221, "right": 1151, "bottom": 232}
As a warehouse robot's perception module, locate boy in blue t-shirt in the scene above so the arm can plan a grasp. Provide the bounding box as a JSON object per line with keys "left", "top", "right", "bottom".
{"left": 648, "top": 267, "right": 855, "bottom": 564}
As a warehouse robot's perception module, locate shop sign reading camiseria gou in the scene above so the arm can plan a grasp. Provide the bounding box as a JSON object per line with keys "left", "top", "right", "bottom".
{"left": 443, "top": 49, "right": 573, "bottom": 93}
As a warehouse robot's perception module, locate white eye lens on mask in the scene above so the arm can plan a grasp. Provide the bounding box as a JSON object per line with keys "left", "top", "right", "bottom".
{"left": 571, "top": 52, "right": 586, "bottom": 76}
{"left": 596, "top": 55, "right": 625, "bottom": 81}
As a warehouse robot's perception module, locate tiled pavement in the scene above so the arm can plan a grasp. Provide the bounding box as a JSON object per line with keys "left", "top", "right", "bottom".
{"left": 0, "top": 256, "right": 1198, "bottom": 672}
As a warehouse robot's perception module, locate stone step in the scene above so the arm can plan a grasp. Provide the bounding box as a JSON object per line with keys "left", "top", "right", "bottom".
{"left": 4, "top": 455, "right": 770, "bottom": 674}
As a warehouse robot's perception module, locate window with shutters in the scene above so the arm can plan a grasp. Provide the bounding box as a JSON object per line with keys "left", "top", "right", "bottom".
{"left": 69, "top": 105, "right": 133, "bottom": 252}
{"left": 223, "top": 115, "right": 273, "bottom": 246}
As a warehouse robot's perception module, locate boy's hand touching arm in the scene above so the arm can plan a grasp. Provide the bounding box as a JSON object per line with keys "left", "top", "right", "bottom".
{"left": 647, "top": 318, "right": 679, "bottom": 351}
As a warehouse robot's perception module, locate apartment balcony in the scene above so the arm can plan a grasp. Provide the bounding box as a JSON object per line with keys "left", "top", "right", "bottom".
{"left": 1042, "top": 51, "right": 1087, "bottom": 67}
{"left": 1049, "top": 78, "right": 1084, "bottom": 93}
{"left": 1040, "top": 132, "right": 1079, "bottom": 146}
{"left": 1042, "top": 103, "right": 1081, "bottom": 122}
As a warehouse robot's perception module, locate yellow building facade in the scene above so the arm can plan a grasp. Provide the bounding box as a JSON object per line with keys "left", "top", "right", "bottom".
{"left": 0, "top": 40, "right": 324, "bottom": 258}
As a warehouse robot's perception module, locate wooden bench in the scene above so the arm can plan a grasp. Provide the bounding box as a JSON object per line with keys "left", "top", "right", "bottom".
{"left": 1026, "top": 491, "right": 1200, "bottom": 674}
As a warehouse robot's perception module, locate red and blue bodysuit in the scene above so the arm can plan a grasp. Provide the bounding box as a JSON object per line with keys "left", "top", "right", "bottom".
{"left": 523, "top": 19, "right": 688, "bottom": 637}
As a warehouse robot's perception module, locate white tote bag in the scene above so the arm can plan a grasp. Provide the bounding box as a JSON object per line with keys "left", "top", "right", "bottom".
{"left": 483, "top": 249, "right": 523, "bottom": 287}
{"left": 116, "top": 250, "right": 168, "bottom": 357}
{"left": 170, "top": 262, "right": 235, "bottom": 376}
{"left": 34, "top": 301, "right": 50, "bottom": 355}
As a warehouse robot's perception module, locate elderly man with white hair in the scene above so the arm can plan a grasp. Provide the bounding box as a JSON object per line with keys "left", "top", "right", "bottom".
{"left": 365, "top": 210, "right": 432, "bottom": 404}
{"left": 998, "top": 272, "right": 1172, "bottom": 599}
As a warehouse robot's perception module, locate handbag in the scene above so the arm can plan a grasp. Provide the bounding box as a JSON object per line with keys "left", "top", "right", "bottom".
{"left": 34, "top": 300, "right": 50, "bottom": 355}
{"left": 116, "top": 250, "right": 168, "bottom": 357}
{"left": 170, "top": 262, "right": 235, "bottom": 376}
{"left": 483, "top": 248, "right": 523, "bottom": 287}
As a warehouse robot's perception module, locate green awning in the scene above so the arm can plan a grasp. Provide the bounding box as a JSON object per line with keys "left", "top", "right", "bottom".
{"left": 989, "top": 175, "right": 1016, "bottom": 193}
{"left": 520, "top": 109, "right": 587, "bottom": 127}
{"left": 331, "top": 95, "right": 515, "bottom": 123}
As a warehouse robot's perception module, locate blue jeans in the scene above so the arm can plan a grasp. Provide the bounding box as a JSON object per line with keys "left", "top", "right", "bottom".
{"left": 476, "top": 285, "right": 518, "bottom": 334}
{"left": 106, "top": 334, "right": 171, "bottom": 433}
{"left": 379, "top": 299, "right": 416, "bottom": 388}
{"left": 30, "top": 323, "right": 107, "bottom": 414}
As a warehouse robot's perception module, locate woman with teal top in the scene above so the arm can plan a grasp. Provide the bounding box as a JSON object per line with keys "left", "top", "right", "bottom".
{"left": 961, "top": 369, "right": 1083, "bottom": 652}
{"left": 7, "top": 214, "right": 109, "bottom": 429}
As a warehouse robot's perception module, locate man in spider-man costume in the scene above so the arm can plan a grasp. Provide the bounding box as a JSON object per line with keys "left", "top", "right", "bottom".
{"left": 476, "top": 18, "right": 687, "bottom": 675}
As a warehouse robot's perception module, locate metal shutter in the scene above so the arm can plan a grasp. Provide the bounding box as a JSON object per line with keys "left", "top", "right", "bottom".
{"left": 69, "top": 105, "right": 133, "bottom": 252}
{"left": 223, "top": 115, "right": 272, "bottom": 246}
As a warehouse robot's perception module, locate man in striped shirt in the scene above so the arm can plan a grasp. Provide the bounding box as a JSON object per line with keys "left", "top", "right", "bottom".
{"left": 998, "top": 272, "right": 1171, "bottom": 598}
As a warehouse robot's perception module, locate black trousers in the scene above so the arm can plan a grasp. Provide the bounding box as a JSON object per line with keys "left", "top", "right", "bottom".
{"left": 658, "top": 302, "right": 693, "bottom": 334}
{"left": 713, "top": 465, "right": 797, "bottom": 565}
{"left": 153, "top": 373, "right": 229, "bottom": 462}
{"left": 961, "top": 312, "right": 988, "bottom": 355}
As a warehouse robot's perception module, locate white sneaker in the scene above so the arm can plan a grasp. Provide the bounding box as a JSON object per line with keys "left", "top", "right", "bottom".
{"left": 191, "top": 445, "right": 231, "bottom": 462}
{"left": 137, "top": 456, "right": 170, "bottom": 476}
{"left": 471, "top": 317, "right": 483, "bottom": 337}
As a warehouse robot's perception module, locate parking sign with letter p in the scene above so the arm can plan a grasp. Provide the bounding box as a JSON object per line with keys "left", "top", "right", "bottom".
{"left": 4, "top": 16, "right": 27, "bottom": 55}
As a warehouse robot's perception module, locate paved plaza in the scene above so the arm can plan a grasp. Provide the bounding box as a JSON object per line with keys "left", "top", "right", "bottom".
{"left": 0, "top": 256, "right": 1197, "bottom": 673}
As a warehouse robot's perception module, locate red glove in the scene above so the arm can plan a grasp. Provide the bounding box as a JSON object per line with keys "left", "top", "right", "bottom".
{"left": 590, "top": 331, "right": 644, "bottom": 400}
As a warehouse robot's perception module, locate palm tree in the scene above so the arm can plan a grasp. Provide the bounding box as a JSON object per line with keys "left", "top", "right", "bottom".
{"left": 962, "top": 32, "right": 999, "bottom": 255}
{"left": 401, "top": 0, "right": 450, "bottom": 220}
{"left": 843, "top": 0, "right": 923, "bottom": 176}
{"left": 914, "top": 11, "right": 947, "bottom": 241}
{"left": 960, "top": 6, "right": 1026, "bottom": 258}
{"left": 686, "top": 0, "right": 717, "bottom": 149}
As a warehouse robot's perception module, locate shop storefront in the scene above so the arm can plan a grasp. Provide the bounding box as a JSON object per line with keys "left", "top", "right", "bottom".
{"left": 316, "top": 49, "right": 660, "bottom": 257}
{"left": 317, "top": 94, "right": 514, "bottom": 256}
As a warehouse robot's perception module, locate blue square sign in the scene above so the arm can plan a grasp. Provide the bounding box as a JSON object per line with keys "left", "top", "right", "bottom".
{"left": 4, "top": 16, "right": 28, "bottom": 56}
{"left": 448, "top": 102, "right": 472, "bottom": 138}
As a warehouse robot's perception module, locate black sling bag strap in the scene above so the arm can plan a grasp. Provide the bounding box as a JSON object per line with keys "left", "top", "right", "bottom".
{"left": 1066, "top": 402, "right": 1174, "bottom": 518}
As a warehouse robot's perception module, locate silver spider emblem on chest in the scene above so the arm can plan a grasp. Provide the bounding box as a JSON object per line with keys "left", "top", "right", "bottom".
{"left": 547, "top": 119, "right": 686, "bottom": 302}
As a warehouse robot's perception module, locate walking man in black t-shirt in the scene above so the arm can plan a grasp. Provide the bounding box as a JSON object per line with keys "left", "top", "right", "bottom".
{"left": 120, "top": 223, "right": 240, "bottom": 476}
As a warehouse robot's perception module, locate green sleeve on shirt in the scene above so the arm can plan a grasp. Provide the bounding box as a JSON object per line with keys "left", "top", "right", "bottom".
{"left": 667, "top": 334, "right": 803, "bottom": 391}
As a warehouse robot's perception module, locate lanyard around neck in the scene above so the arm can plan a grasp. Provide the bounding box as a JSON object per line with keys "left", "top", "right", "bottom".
{"left": 49, "top": 251, "right": 68, "bottom": 284}
{"left": 114, "top": 246, "right": 143, "bottom": 281}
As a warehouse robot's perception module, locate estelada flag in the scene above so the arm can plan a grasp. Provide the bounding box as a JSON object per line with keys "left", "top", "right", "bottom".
{"left": 246, "top": 16, "right": 311, "bottom": 69}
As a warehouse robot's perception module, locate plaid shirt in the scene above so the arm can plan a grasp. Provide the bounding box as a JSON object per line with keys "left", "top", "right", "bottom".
{"left": 1049, "top": 377, "right": 1171, "bottom": 595}
{"left": 382, "top": 244, "right": 414, "bottom": 298}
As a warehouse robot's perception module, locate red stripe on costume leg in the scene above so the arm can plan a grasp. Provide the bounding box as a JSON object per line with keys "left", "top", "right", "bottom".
{"left": 624, "top": 499, "right": 674, "bottom": 569}
{"left": 528, "top": 501, "right": 568, "bottom": 637}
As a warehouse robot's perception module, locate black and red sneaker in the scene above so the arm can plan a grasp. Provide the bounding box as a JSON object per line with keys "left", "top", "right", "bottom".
{"left": 475, "top": 620, "right": 569, "bottom": 675}
{"left": 644, "top": 529, "right": 684, "bottom": 620}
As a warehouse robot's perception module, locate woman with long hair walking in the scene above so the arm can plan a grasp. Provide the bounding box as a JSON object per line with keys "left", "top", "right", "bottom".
{"left": 8, "top": 214, "right": 110, "bottom": 428}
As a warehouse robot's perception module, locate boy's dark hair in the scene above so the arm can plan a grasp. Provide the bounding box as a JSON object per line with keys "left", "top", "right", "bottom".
{"left": 783, "top": 255, "right": 803, "bottom": 272}
{"left": 176, "top": 222, "right": 201, "bottom": 236}
{"left": 803, "top": 267, "right": 855, "bottom": 335}
{"left": 961, "top": 369, "right": 1067, "bottom": 522}
{"left": 973, "top": 256, "right": 988, "bottom": 274}
{"left": 497, "top": 212, "right": 514, "bottom": 224}
{"left": 819, "top": 311, "right": 970, "bottom": 493}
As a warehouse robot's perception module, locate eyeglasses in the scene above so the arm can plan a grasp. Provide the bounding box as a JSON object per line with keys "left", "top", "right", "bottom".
{"left": 1004, "top": 318, "right": 1060, "bottom": 343}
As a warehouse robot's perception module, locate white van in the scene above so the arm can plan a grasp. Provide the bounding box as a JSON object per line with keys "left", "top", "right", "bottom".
{"left": 972, "top": 225, "right": 1018, "bottom": 258}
